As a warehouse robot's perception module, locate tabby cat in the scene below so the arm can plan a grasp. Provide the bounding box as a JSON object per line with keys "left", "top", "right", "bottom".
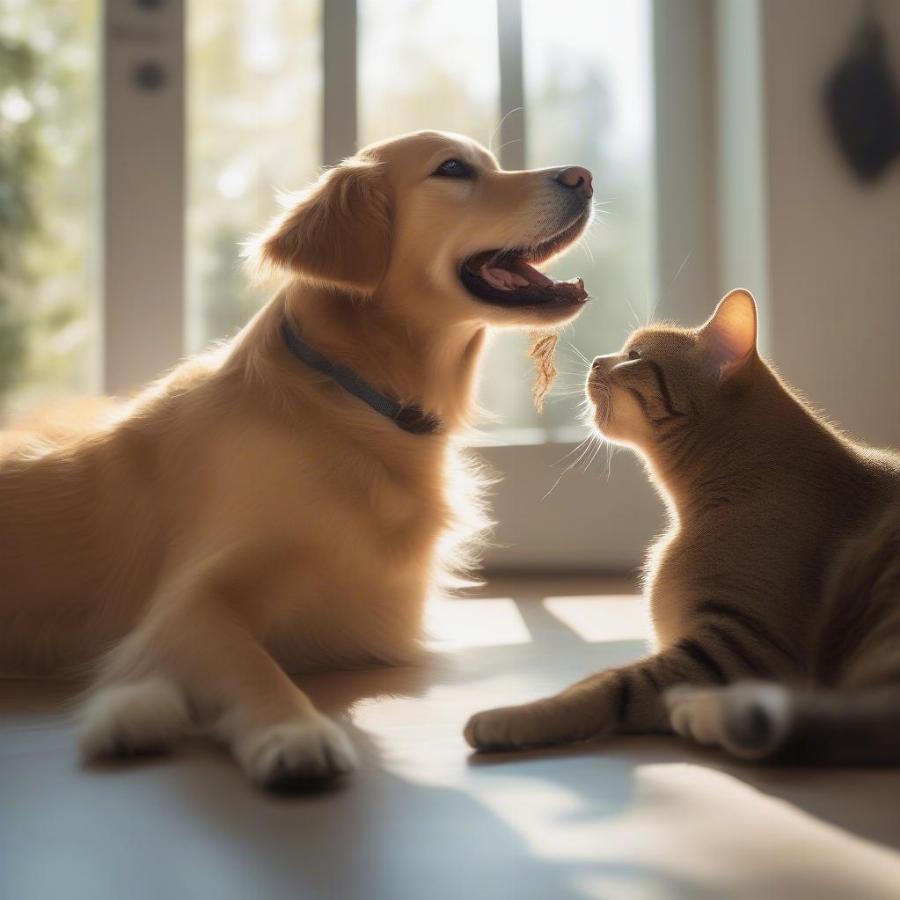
{"left": 465, "top": 289, "right": 900, "bottom": 763}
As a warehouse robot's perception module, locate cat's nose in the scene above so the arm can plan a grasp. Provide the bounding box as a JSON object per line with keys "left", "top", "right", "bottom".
{"left": 592, "top": 357, "right": 604, "bottom": 370}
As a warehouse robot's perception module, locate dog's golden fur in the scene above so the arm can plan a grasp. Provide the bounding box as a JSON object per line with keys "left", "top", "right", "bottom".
{"left": 0, "top": 131, "right": 590, "bottom": 787}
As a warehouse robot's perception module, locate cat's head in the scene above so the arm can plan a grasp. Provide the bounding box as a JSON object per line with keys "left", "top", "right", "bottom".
{"left": 586, "top": 289, "right": 758, "bottom": 452}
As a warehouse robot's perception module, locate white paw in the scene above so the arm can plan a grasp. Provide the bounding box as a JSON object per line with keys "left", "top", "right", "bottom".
{"left": 79, "top": 676, "right": 191, "bottom": 761}
{"left": 237, "top": 716, "right": 358, "bottom": 791}
{"left": 719, "top": 682, "right": 792, "bottom": 760}
{"left": 665, "top": 682, "right": 792, "bottom": 760}
{"left": 664, "top": 685, "right": 728, "bottom": 747}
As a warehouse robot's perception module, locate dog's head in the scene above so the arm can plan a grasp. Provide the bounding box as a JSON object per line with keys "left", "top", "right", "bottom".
{"left": 252, "top": 131, "right": 593, "bottom": 328}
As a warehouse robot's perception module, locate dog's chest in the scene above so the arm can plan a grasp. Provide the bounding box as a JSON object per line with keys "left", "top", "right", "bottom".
{"left": 207, "top": 421, "right": 448, "bottom": 578}
{"left": 214, "top": 420, "right": 439, "bottom": 518}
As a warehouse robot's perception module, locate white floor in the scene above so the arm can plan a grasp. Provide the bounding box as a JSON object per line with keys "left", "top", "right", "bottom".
{"left": 2, "top": 577, "right": 900, "bottom": 900}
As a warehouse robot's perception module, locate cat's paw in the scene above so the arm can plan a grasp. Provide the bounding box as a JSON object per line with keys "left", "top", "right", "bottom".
{"left": 79, "top": 676, "right": 191, "bottom": 761}
{"left": 665, "top": 681, "right": 792, "bottom": 760}
{"left": 718, "top": 682, "right": 792, "bottom": 759}
{"left": 664, "top": 685, "right": 728, "bottom": 747}
{"left": 236, "top": 716, "right": 357, "bottom": 791}
{"left": 464, "top": 699, "right": 579, "bottom": 752}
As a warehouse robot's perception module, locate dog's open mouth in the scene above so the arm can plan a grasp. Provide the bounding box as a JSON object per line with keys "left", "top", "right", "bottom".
{"left": 459, "top": 221, "right": 590, "bottom": 309}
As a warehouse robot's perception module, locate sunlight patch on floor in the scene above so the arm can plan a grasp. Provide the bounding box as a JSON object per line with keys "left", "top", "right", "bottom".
{"left": 350, "top": 680, "right": 484, "bottom": 786}
{"left": 473, "top": 760, "right": 900, "bottom": 892}
{"left": 426, "top": 596, "right": 532, "bottom": 650}
{"left": 543, "top": 594, "right": 650, "bottom": 642}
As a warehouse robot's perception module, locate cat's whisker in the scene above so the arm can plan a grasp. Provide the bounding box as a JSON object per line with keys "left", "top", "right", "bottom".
{"left": 582, "top": 434, "right": 605, "bottom": 473}
{"left": 548, "top": 390, "right": 590, "bottom": 399}
{"left": 565, "top": 341, "right": 591, "bottom": 367}
{"left": 553, "top": 434, "right": 593, "bottom": 467}
{"left": 543, "top": 435, "right": 597, "bottom": 500}
{"left": 621, "top": 292, "right": 645, "bottom": 334}
{"left": 549, "top": 388, "right": 587, "bottom": 398}
{"left": 604, "top": 440, "right": 618, "bottom": 480}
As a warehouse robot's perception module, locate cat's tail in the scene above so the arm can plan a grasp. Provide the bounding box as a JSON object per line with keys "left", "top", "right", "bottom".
{"left": 665, "top": 681, "right": 900, "bottom": 765}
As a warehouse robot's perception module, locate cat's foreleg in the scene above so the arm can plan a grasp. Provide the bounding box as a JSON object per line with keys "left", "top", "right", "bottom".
{"left": 465, "top": 637, "right": 754, "bottom": 752}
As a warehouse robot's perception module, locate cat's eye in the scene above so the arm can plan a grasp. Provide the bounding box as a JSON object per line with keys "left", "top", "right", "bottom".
{"left": 627, "top": 349, "right": 642, "bottom": 361}
{"left": 431, "top": 158, "right": 474, "bottom": 179}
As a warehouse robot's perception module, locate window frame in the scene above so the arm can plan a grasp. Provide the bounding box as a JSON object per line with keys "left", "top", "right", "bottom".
{"left": 103, "top": 0, "right": 185, "bottom": 394}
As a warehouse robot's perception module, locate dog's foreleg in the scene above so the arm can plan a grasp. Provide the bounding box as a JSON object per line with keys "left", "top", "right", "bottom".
{"left": 79, "top": 575, "right": 356, "bottom": 790}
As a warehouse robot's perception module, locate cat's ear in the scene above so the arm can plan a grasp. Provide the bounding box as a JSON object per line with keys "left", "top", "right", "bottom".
{"left": 700, "top": 289, "right": 758, "bottom": 378}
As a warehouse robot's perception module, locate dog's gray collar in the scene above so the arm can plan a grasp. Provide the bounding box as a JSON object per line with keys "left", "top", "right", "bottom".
{"left": 279, "top": 319, "right": 442, "bottom": 436}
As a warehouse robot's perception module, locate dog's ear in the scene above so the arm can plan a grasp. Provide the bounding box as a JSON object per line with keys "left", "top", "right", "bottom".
{"left": 251, "top": 160, "right": 392, "bottom": 294}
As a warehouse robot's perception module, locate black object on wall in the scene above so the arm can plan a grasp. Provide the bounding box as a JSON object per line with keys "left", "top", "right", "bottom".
{"left": 825, "top": 8, "right": 900, "bottom": 183}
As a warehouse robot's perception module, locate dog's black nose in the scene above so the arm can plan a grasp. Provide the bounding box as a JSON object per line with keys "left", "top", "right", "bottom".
{"left": 555, "top": 166, "right": 593, "bottom": 198}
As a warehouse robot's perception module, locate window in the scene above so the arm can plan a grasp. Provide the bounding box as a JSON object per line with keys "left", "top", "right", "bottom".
{"left": 358, "top": 0, "right": 499, "bottom": 146}
{"left": 187, "top": 0, "right": 321, "bottom": 353}
{"left": 0, "top": 0, "right": 100, "bottom": 420}
{"left": 511, "top": 0, "right": 655, "bottom": 435}
{"left": 185, "top": 0, "right": 654, "bottom": 436}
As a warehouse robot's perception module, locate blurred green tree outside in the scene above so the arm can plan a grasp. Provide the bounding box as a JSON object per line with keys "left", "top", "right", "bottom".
{"left": 0, "top": 0, "right": 99, "bottom": 421}
{"left": 187, "top": 0, "right": 321, "bottom": 351}
{"left": 0, "top": 35, "right": 33, "bottom": 409}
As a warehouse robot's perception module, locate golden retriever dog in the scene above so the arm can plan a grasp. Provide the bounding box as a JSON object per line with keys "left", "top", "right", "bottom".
{"left": 0, "top": 131, "right": 592, "bottom": 789}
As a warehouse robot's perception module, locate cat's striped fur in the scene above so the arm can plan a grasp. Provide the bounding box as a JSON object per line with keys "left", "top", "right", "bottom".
{"left": 465, "top": 289, "right": 900, "bottom": 763}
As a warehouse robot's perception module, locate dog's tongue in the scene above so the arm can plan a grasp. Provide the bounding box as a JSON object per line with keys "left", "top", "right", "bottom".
{"left": 480, "top": 258, "right": 555, "bottom": 292}
{"left": 480, "top": 266, "right": 530, "bottom": 292}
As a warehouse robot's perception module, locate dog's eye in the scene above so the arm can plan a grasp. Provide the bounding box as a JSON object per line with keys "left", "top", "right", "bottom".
{"left": 432, "top": 159, "right": 474, "bottom": 179}
{"left": 627, "top": 349, "right": 642, "bottom": 361}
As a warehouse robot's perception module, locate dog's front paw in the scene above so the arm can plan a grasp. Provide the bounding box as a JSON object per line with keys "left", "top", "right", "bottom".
{"left": 237, "top": 716, "right": 358, "bottom": 791}
{"left": 79, "top": 676, "right": 191, "bottom": 761}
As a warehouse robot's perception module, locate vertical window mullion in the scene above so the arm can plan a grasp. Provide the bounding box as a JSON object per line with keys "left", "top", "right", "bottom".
{"left": 323, "top": 0, "right": 358, "bottom": 165}
{"left": 496, "top": 0, "right": 526, "bottom": 171}
{"left": 102, "top": 0, "right": 185, "bottom": 394}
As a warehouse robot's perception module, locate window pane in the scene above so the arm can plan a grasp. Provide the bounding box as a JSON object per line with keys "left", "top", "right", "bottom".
{"left": 481, "top": 0, "right": 657, "bottom": 435}
{"left": 187, "top": 0, "right": 321, "bottom": 353}
{"left": 358, "top": 0, "right": 499, "bottom": 146}
{"left": 0, "top": 0, "right": 100, "bottom": 422}
{"left": 359, "top": 0, "right": 654, "bottom": 438}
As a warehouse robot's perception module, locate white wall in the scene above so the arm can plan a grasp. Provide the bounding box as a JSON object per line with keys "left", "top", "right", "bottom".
{"left": 757, "top": 0, "right": 900, "bottom": 448}
{"left": 653, "top": 0, "right": 718, "bottom": 326}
